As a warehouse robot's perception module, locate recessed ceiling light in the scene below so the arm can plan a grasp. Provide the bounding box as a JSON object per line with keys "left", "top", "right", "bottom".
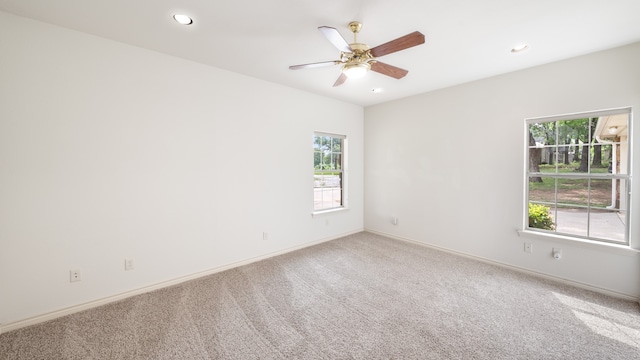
{"left": 173, "top": 14, "right": 193, "bottom": 25}
{"left": 511, "top": 44, "right": 529, "bottom": 53}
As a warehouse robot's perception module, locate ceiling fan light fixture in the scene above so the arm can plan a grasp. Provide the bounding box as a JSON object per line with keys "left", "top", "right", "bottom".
{"left": 342, "top": 62, "right": 370, "bottom": 79}
{"left": 173, "top": 14, "right": 193, "bottom": 25}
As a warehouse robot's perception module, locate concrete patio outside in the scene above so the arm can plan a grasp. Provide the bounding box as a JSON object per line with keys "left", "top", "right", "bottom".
{"left": 553, "top": 208, "right": 626, "bottom": 243}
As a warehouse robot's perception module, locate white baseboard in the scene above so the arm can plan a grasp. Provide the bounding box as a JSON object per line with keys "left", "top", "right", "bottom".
{"left": 0, "top": 229, "right": 363, "bottom": 334}
{"left": 365, "top": 228, "right": 640, "bottom": 303}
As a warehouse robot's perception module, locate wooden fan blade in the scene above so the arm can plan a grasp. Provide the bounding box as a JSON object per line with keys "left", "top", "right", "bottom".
{"left": 370, "top": 31, "right": 425, "bottom": 58}
{"left": 318, "top": 26, "right": 352, "bottom": 53}
{"left": 289, "top": 61, "right": 340, "bottom": 70}
{"left": 370, "top": 61, "right": 409, "bottom": 79}
{"left": 333, "top": 73, "right": 348, "bottom": 87}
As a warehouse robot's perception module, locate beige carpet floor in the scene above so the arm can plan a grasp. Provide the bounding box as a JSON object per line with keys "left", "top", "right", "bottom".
{"left": 1, "top": 232, "right": 639, "bottom": 359}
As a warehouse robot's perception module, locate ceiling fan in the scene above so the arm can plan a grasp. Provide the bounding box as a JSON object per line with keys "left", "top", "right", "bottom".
{"left": 289, "top": 21, "right": 425, "bottom": 87}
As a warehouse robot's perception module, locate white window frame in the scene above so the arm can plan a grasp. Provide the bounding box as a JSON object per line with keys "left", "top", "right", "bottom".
{"left": 313, "top": 132, "right": 347, "bottom": 214}
{"left": 523, "top": 107, "right": 632, "bottom": 246}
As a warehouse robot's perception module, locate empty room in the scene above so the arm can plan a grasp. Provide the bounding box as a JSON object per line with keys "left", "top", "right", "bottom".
{"left": 1, "top": 0, "right": 639, "bottom": 359}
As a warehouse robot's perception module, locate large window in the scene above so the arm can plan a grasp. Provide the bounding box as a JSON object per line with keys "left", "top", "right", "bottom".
{"left": 313, "top": 133, "right": 346, "bottom": 212}
{"left": 525, "top": 108, "right": 631, "bottom": 245}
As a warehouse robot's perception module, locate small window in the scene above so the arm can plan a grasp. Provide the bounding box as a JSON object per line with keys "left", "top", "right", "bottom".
{"left": 525, "top": 108, "right": 631, "bottom": 245}
{"left": 313, "top": 133, "right": 346, "bottom": 212}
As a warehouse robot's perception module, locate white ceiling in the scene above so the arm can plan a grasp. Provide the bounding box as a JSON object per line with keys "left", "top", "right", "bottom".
{"left": 2, "top": 0, "right": 640, "bottom": 107}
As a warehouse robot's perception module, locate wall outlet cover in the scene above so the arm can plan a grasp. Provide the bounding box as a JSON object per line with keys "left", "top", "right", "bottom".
{"left": 125, "top": 259, "right": 134, "bottom": 270}
{"left": 70, "top": 269, "right": 81, "bottom": 282}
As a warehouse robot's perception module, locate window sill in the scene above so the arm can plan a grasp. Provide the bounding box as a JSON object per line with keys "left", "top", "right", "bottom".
{"left": 516, "top": 229, "right": 640, "bottom": 257}
{"left": 312, "top": 207, "right": 348, "bottom": 217}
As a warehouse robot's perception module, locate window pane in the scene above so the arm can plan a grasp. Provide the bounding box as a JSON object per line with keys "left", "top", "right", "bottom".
{"left": 314, "top": 188, "right": 339, "bottom": 210}
{"left": 540, "top": 148, "right": 557, "bottom": 171}
{"left": 588, "top": 118, "right": 595, "bottom": 144}
{"left": 556, "top": 178, "right": 589, "bottom": 206}
{"left": 600, "top": 144, "right": 613, "bottom": 173}
{"left": 314, "top": 187, "right": 340, "bottom": 210}
{"left": 528, "top": 176, "right": 555, "bottom": 203}
{"left": 589, "top": 209, "right": 625, "bottom": 243}
{"left": 557, "top": 144, "right": 572, "bottom": 165}
{"left": 528, "top": 147, "right": 543, "bottom": 173}
{"left": 333, "top": 138, "right": 341, "bottom": 152}
{"left": 618, "top": 178, "right": 627, "bottom": 211}
{"left": 313, "top": 188, "right": 322, "bottom": 209}
{"left": 322, "top": 189, "right": 333, "bottom": 208}
{"left": 323, "top": 136, "right": 331, "bottom": 151}
{"left": 554, "top": 205, "right": 588, "bottom": 237}
{"left": 590, "top": 143, "right": 608, "bottom": 173}
{"left": 557, "top": 121, "right": 575, "bottom": 146}
{"left": 590, "top": 179, "right": 613, "bottom": 209}
{"left": 574, "top": 142, "right": 590, "bottom": 173}
{"left": 529, "top": 122, "right": 556, "bottom": 146}
{"left": 610, "top": 141, "right": 629, "bottom": 175}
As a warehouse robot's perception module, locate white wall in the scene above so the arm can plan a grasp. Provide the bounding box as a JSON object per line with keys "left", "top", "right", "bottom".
{"left": 0, "top": 12, "right": 364, "bottom": 329}
{"left": 365, "top": 42, "right": 640, "bottom": 299}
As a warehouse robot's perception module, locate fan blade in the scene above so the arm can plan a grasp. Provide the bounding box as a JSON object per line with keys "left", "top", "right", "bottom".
{"left": 318, "top": 26, "right": 352, "bottom": 53}
{"left": 333, "top": 73, "right": 348, "bottom": 87}
{"left": 370, "top": 61, "right": 408, "bottom": 79}
{"left": 289, "top": 61, "right": 340, "bottom": 70}
{"left": 370, "top": 31, "right": 425, "bottom": 58}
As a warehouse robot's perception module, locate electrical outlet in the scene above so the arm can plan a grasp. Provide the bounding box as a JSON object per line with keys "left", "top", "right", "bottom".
{"left": 263, "top": 232, "right": 268, "bottom": 241}
{"left": 392, "top": 217, "right": 398, "bottom": 225}
{"left": 524, "top": 242, "right": 532, "bottom": 253}
{"left": 125, "top": 258, "right": 134, "bottom": 271}
{"left": 70, "top": 269, "right": 81, "bottom": 282}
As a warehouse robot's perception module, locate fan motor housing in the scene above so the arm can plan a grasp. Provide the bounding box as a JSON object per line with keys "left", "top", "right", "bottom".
{"left": 347, "top": 43, "right": 373, "bottom": 64}
{"left": 350, "top": 43, "right": 370, "bottom": 51}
